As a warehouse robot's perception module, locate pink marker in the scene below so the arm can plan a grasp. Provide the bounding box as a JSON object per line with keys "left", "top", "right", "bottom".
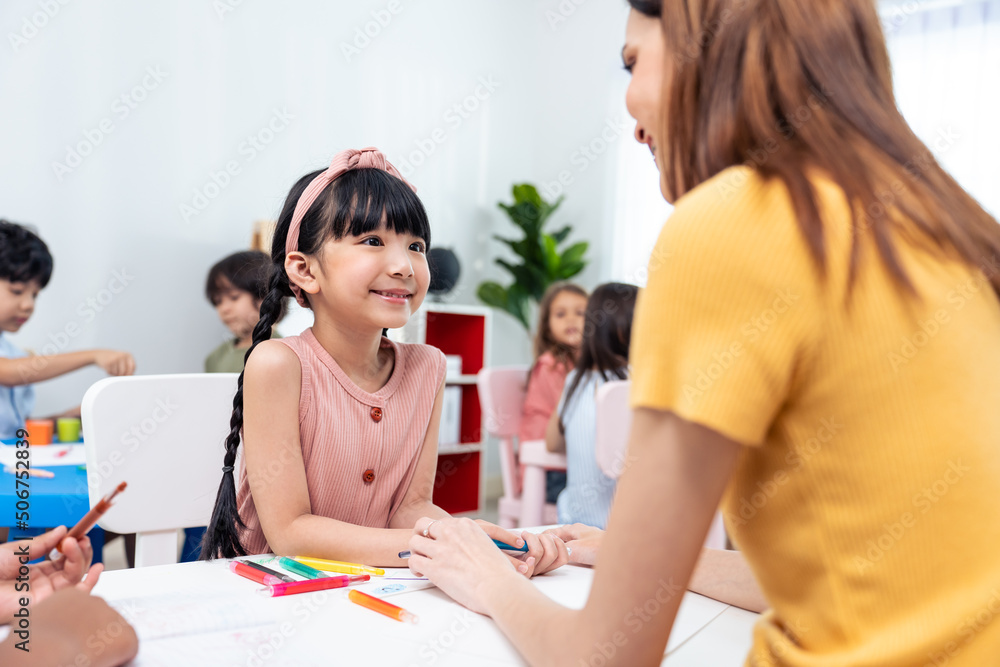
{"left": 260, "top": 574, "right": 370, "bottom": 597}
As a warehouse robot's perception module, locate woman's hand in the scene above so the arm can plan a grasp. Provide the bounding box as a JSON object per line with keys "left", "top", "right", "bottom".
{"left": 543, "top": 523, "right": 605, "bottom": 566}
{"left": 408, "top": 517, "right": 523, "bottom": 615}
{"left": 0, "top": 526, "right": 103, "bottom": 623}
{"left": 0, "top": 588, "right": 138, "bottom": 667}
{"left": 473, "top": 519, "right": 569, "bottom": 576}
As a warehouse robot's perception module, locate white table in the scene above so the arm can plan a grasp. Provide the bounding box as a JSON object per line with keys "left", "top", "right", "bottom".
{"left": 86, "top": 559, "right": 757, "bottom": 666}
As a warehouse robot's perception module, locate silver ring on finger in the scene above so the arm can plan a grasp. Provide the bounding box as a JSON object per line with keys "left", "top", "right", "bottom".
{"left": 422, "top": 520, "right": 439, "bottom": 538}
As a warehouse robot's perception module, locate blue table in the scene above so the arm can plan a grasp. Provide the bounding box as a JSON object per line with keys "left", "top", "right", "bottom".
{"left": 0, "top": 448, "right": 104, "bottom": 564}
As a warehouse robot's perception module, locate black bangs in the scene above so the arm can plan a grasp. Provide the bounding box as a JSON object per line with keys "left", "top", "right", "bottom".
{"left": 627, "top": 0, "right": 661, "bottom": 18}
{"left": 330, "top": 169, "right": 431, "bottom": 247}
{"left": 0, "top": 220, "right": 54, "bottom": 288}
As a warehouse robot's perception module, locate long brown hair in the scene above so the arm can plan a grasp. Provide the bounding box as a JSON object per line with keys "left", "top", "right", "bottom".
{"left": 631, "top": 0, "right": 1000, "bottom": 297}
{"left": 560, "top": 283, "right": 638, "bottom": 427}
{"left": 533, "top": 282, "right": 588, "bottom": 370}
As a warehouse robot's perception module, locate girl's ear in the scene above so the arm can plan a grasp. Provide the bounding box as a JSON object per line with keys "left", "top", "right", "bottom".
{"left": 284, "top": 251, "right": 320, "bottom": 298}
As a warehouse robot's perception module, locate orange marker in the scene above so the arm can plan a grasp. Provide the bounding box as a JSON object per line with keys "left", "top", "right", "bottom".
{"left": 51, "top": 481, "right": 127, "bottom": 560}
{"left": 348, "top": 589, "right": 419, "bottom": 624}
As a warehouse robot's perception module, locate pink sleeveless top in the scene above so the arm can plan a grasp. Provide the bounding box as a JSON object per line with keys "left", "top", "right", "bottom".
{"left": 236, "top": 328, "right": 446, "bottom": 555}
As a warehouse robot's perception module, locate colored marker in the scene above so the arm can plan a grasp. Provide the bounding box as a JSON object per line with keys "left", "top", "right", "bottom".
{"left": 397, "top": 537, "right": 529, "bottom": 560}
{"left": 3, "top": 466, "right": 54, "bottom": 478}
{"left": 277, "top": 556, "right": 326, "bottom": 580}
{"left": 261, "top": 574, "right": 369, "bottom": 597}
{"left": 241, "top": 560, "right": 295, "bottom": 583}
{"left": 51, "top": 481, "right": 126, "bottom": 560}
{"left": 294, "top": 556, "right": 385, "bottom": 577}
{"left": 349, "top": 589, "right": 418, "bottom": 623}
{"left": 229, "top": 560, "right": 282, "bottom": 586}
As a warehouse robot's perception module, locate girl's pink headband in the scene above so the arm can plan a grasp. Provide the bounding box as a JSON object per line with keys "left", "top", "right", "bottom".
{"left": 284, "top": 147, "right": 416, "bottom": 307}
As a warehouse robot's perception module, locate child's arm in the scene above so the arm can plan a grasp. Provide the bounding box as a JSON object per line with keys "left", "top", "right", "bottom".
{"left": 0, "top": 350, "right": 134, "bottom": 386}
{"left": 243, "top": 341, "right": 417, "bottom": 566}
{"left": 545, "top": 408, "right": 565, "bottom": 453}
{"left": 389, "top": 379, "right": 451, "bottom": 529}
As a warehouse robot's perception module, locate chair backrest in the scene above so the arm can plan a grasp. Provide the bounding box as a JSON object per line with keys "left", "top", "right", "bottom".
{"left": 81, "top": 373, "right": 239, "bottom": 565}
{"left": 477, "top": 366, "right": 529, "bottom": 499}
{"left": 595, "top": 380, "right": 632, "bottom": 479}
{"left": 594, "top": 379, "right": 727, "bottom": 549}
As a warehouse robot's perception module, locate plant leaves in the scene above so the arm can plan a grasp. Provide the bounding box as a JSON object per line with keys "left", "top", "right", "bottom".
{"left": 550, "top": 225, "right": 572, "bottom": 245}
{"left": 477, "top": 282, "right": 507, "bottom": 309}
{"left": 559, "top": 241, "right": 589, "bottom": 267}
{"left": 542, "top": 234, "right": 560, "bottom": 275}
{"left": 556, "top": 261, "right": 586, "bottom": 280}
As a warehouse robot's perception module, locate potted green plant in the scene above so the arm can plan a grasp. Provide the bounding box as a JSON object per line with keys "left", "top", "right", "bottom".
{"left": 477, "top": 184, "right": 589, "bottom": 329}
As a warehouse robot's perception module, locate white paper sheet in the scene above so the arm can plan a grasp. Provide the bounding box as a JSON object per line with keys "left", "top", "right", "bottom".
{"left": 0, "top": 444, "right": 87, "bottom": 467}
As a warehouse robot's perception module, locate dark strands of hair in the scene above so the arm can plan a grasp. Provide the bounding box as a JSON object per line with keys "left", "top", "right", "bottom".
{"left": 533, "top": 282, "right": 588, "bottom": 372}
{"left": 559, "top": 283, "right": 639, "bottom": 429}
{"left": 206, "top": 250, "right": 271, "bottom": 303}
{"left": 0, "top": 219, "right": 54, "bottom": 288}
{"left": 201, "top": 168, "right": 431, "bottom": 560}
{"left": 206, "top": 250, "right": 288, "bottom": 326}
{"left": 626, "top": 0, "right": 1000, "bottom": 301}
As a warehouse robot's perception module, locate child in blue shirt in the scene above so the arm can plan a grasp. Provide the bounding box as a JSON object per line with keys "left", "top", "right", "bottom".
{"left": 545, "top": 282, "right": 638, "bottom": 528}
{"left": 0, "top": 220, "right": 136, "bottom": 439}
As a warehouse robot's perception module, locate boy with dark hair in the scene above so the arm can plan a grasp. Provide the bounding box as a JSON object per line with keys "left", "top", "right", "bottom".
{"left": 0, "top": 219, "right": 136, "bottom": 439}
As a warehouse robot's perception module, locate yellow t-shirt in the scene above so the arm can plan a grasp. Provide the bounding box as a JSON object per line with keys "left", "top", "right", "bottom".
{"left": 630, "top": 165, "right": 1000, "bottom": 666}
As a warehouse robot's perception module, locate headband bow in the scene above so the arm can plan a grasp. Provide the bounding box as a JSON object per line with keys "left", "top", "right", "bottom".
{"left": 285, "top": 147, "right": 416, "bottom": 307}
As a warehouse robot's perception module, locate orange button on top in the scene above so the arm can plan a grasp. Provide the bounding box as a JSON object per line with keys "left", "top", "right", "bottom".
{"left": 370, "top": 407, "right": 383, "bottom": 422}
{"left": 363, "top": 469, "right": 375, "bottom": 484}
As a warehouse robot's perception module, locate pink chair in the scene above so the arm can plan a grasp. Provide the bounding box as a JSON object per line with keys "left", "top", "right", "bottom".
{"left": 477, "top": 366, "right": 566, "bottom": 528}
{"left": 595, "top": 380, "right": 727, "bottom": 550}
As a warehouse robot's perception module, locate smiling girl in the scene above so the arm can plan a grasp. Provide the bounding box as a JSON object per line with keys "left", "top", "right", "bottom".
{"left": 201, "top": 148, "right": 566, "bottom": 575}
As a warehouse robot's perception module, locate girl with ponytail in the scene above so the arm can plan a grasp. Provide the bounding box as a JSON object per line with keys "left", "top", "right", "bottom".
{"left": 201, "top": 147, "right": 567, "bottom": 575}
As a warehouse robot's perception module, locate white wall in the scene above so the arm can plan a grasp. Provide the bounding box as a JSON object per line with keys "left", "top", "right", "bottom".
{"left": 1, "top": 0, "right": 634, "bottom": 478}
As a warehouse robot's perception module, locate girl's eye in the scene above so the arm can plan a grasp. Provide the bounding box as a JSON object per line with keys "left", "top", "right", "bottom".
{"left": 362, "top": 237, "right": 383, "bottom": 247}
{"left": 622, "top": 60, "right": 634, "bottom": 74}
{"left": 409, "top": 242, "right": 426, "bottom": 253}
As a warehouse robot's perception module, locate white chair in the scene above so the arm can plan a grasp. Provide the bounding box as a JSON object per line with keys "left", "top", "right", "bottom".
{"left": 595, "top": 380, "right": 727, "bottom": 550}
{"left": 81, "top": 373, "right": 239, "bottom": 567}
{"left": 477, "top": 366, "right": 566, "bottom": 528}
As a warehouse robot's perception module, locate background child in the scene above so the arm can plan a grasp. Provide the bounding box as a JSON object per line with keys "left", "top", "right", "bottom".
{"left": 0, "top": 220, "right": 135, "bottom": 440}
{"left": 180, "top": 250, "right": 286, "bottom": 561}
{"left": 519, "top": 282, "right": 587, "bottom": 502}
{"left": 204, "top": 250, "right": 285, "bottom": 373}
{"left": 201, "top": 148, "right": 564, "bottom": 575}
{"left": 545, "top": 282, "right": 637, "bottom": 528}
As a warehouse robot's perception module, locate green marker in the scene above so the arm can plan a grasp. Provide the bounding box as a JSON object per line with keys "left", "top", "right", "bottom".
{"left": 277, "top": 556, "right": 325, "bottom": 580}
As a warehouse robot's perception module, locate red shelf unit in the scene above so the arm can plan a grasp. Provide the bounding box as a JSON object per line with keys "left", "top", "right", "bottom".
{"left": 390, "top": 304, "right": 490, "bottom": 515}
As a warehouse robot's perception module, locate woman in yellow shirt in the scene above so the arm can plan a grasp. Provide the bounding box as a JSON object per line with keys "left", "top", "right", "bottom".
{"left": 405, "top": 1, "right": 1000, "bottom": 665}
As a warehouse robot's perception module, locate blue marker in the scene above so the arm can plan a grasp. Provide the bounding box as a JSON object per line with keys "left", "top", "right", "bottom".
{"left": 397, "top": 537, "right": 528, "bottom": 559}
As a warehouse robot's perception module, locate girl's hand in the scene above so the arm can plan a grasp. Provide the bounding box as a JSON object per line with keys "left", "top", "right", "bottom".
{"left": 542, "top": 523, "right": 605, "bottom": 566}
{"left": 93, "top": 350, "right": 136, "bottom": 376}
{"left": 408, "top": 517, "right": 520, "bottom": 615}
{"left": 473, "top": 520, "right": 569, "bottom": 577}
